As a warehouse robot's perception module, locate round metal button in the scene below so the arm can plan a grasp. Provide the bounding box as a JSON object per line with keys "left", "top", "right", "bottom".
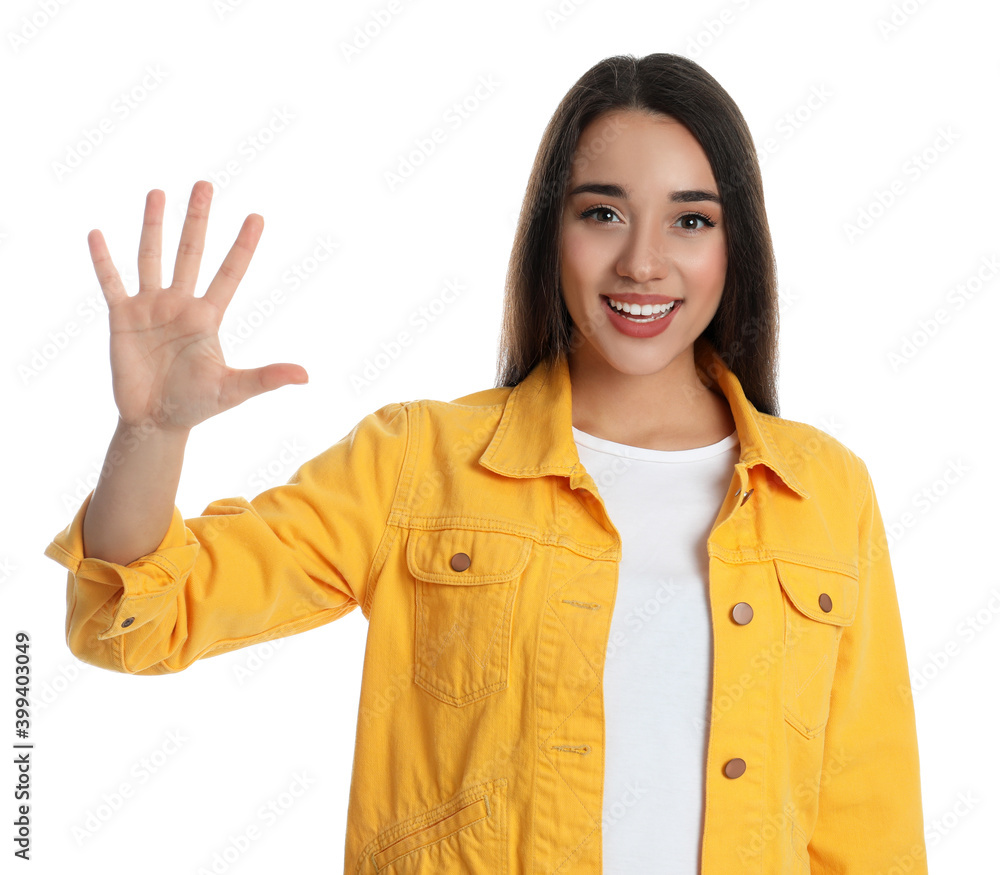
{"left": 450, "top": 552, "right": 471, "bottom": 572}
{"left": 732, "top": 602, "right": 754, "bottom": 625}
{"left": 724, "top": 758, "right": 747, "bottom": 779}
{"left": 818, "top": 593, "right": 833, "bottom": 613}
{"left": 121, "top": 617, "right": 135, "bottom": 628}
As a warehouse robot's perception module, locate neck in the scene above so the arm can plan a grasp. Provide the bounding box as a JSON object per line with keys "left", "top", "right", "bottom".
{"left": 567, "top": 343, "right": 735, "bottom": 451}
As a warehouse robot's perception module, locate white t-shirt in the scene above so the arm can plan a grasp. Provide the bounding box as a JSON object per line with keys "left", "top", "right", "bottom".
{"left": 571, "top": 425, "right": 740, "bottom": 874}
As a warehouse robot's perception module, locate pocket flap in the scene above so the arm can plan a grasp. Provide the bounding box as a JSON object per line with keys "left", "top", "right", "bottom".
{"left": 407, "top": 528, "right": 532, "bottom": 585}
{"left": 774, "top": 558, "right": 858, "bottom": 625}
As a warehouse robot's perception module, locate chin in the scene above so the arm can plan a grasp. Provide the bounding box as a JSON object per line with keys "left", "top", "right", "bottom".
{"left": 590, "top": 338, "right": 690, "bottom": 378}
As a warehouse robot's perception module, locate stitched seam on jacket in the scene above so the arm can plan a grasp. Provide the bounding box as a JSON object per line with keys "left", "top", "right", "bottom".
{"left": 109, "top": 576, "right": 184, "bottom": 604}
{"left": 757, "top": 416, "right": 797, "bottom": 494}
{"left": 854, "top": 457, "right": 872, "bottom": 519}
{"left": 758, "top": 628, "right": 768, "bottom": 875}
{"left": 108, "top": 551, "right": 183, "bottom": 589}
{"left": 355, "top": 778, "right": 503, "bottom": 874}
{"left": 392, "top": 514, "right": 617, "bottom": 561}
{"left": 113, "top": 615, "right": 126, "bottom": 673}
{"left": 538, "top": 550, "right": 613, "bottom": 873}
{"left": 364, "top": 402, "right": 415, "bottom": 619}
{"left": 709, "top": 548, "right": 857, "bottom": 577}
{"left": 44, "top": 542, "right": 80, "bottom": 573}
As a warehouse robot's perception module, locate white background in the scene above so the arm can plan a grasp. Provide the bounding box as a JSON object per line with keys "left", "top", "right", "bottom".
{"left": 4, "top": 0, "right": 997, "bottom": 871}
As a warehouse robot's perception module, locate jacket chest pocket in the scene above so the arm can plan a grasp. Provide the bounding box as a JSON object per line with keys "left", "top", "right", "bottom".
{"left": 774, "top": 558, "right": 858, "bottom": 739}
{"left": 408, "top": 527, "right": 532, "bottom": 707}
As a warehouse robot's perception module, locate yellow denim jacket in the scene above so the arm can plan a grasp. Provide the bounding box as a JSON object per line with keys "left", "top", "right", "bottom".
{"left": 44, "top": 335, "right": 927, "bottom": 874}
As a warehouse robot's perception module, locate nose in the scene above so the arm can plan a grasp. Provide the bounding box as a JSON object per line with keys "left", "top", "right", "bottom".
{"left": 614, "top": 218, "right": 670, "bottom": 284}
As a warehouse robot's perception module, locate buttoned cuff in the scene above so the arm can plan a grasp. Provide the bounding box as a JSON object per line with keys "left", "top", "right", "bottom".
{"left": 43, "top": 490, "right": 200, "bottom": 640}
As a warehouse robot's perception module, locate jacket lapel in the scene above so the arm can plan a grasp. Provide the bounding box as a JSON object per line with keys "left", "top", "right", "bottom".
{"left": 479, "top": 335, "right": 809, "bottom": 500}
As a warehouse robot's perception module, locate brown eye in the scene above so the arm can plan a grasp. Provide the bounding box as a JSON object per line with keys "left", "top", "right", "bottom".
{"left": 676, "top": 212, "right": 715, "bottom": 231}
{"left": 579, "top": 205, "right": 621, "bottom": 224}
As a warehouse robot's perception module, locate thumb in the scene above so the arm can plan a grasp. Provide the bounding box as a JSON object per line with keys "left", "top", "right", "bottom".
{"left": 235, "top": 363, "right": 309, "bottom": 402}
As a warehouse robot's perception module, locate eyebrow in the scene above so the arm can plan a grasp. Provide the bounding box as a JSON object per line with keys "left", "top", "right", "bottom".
{"left": 566, "top": 182, "right": 721, "bottom": 204}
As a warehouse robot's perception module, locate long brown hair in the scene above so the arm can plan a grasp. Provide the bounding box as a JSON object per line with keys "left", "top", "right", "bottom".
{"left": 494, "top": 52, "right": 780, "bottom": 416}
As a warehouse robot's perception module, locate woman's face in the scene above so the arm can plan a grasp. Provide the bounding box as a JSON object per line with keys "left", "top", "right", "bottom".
{"left": 559, "top": 109, "right": 727, "bottom": 378}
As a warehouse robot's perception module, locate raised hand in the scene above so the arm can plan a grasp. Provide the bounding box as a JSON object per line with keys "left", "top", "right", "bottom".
{"left": 88, "top": 180, "right": 308, "bottom": 432}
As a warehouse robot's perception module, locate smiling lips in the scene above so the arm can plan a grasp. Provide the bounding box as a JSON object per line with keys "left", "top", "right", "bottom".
{"left": 604, "top": 295, "right": 679, "bottom": 319}
{"left": 602, "top": 294, "right": 681, "bottom": 321}
{"left": 601, "top": 293, "right": 683, "bottom": 337}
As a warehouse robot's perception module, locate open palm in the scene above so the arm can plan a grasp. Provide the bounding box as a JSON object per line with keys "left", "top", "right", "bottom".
{"left": 88, "top": 180, "right": 307, "bottom": 431}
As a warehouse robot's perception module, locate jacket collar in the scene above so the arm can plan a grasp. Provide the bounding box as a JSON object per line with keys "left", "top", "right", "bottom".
{"left": 479, "top": 334, "right": 809, "bottom": 499}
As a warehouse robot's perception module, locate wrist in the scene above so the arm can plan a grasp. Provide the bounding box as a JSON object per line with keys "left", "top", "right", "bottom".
{"left": 115, "top": 415, "right": 192, "bottom": 444}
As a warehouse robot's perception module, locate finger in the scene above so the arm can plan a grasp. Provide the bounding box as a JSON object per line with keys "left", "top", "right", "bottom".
{"left": 137, "top": 188, "right": 164, "bottom": 293}
{"left": 259, "top": 363, "right": 309, "bottom": 390}
{"left": 87, "top": 229, "right": 129, "bottom": 307}
{"left": 202, "top": 213, "right": 264, "bottom": 314}
{"left": 228, "top": 364, "right": 309, "bottom": 407}
{"left": 170, "top": 180, "right": 212, "bottom": 295}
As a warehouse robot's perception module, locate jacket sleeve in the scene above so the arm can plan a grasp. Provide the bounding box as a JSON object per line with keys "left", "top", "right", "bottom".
{"left": 808, "top": 460, "right": 928, "bottom": 872}
{"left": 42, "top": 401, "right": 411, "bottom": 676}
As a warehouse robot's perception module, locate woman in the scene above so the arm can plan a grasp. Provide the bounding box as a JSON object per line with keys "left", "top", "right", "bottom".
{"left": 45, "top": 53, "right": 926, "bottom": 873}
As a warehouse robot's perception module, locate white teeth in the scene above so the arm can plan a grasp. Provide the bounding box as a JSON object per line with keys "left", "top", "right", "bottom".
{"left": 606, "top": 297, "right": 677, "bottom": 317}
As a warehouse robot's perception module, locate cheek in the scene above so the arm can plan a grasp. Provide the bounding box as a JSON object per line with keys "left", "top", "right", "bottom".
{"left": 560, "top": 227, "right": 600, "bottom": 283}
{"left": 682, "top": 240, "right": 727, "bottom": 293}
